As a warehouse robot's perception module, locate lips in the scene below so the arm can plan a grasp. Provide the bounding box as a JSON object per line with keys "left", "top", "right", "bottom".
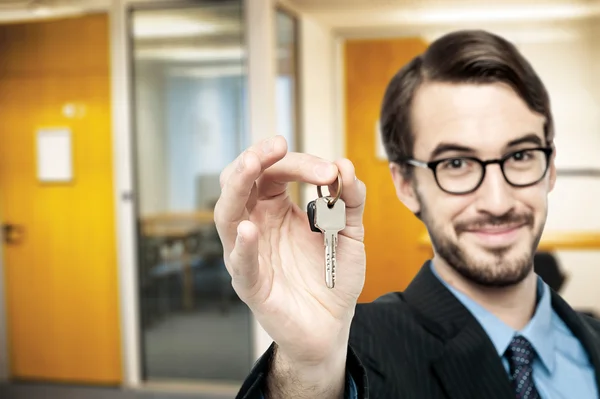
{"left": 464, "top": 223, "right": 527, "bottom": 247}
{"left": 468, "top": 223, "right": 526, "bottom": 235}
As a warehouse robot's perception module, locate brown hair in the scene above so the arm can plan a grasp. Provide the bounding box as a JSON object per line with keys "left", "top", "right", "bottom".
{"left": 380, "top": 29, "right": 554, "bottom": 178}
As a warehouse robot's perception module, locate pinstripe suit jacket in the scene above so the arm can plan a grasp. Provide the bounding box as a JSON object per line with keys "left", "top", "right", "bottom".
{"left": 237, "top": 263, "right": 600, "bottom": 398}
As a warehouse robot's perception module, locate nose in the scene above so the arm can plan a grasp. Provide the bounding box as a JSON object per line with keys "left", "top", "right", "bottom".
{"left": 474, "top": 164, "right": 516, "bottom": 216}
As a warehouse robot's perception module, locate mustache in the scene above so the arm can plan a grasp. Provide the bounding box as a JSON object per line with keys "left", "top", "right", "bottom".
{"left": 455, "top": 211, "right": 534, "bottom": 233}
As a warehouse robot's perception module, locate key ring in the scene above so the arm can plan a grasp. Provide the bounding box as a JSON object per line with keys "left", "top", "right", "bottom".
{"left": 317, "top": 173, "right": 342, "bottom": 208}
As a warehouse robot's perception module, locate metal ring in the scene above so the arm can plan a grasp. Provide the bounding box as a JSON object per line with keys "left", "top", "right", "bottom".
{"left": 317, "top": 173, "right": 343, "bottom": 207}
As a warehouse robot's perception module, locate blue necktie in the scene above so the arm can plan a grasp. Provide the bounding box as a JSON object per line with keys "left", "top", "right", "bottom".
{"left": 505, "top": 335, "right": 541, "bottom": 399}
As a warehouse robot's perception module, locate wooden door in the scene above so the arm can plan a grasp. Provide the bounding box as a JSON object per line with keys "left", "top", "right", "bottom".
{"left": 344, "top": 38, "right": 431, "bottom": 302}
{"left": 0, "top": 14, "right": 121, "bottom": 384}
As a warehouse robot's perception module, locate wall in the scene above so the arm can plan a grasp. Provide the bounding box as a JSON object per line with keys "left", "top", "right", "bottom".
{"left": 593, "top": 21, "right": 600, "bottom": 105}
{"left": 0, "top": 206, "right": 7, "bottom": 381}
{"left": 299, "top": 15, "right": 340, "bottom": 204}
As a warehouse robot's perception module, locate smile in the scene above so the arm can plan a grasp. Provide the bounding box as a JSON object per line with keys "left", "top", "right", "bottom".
{"left": 464, "top": 223, "right": 527, "bottom": 247}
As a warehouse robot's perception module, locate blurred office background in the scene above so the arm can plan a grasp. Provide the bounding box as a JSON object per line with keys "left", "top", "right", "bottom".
{"left": 0, "top": 0, "right": 598, "bottom": 398}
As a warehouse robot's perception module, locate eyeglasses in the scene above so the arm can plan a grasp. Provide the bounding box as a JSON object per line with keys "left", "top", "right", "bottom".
{"left": 403, "top": 147, "right": 553, "bottom": 195}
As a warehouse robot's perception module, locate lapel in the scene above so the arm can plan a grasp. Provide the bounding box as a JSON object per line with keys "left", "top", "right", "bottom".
{"left": 550, "top": 291, "right": 600, "bottom": 391}
{"left": 402, "top": 263, "right": 515, "bottom": 399}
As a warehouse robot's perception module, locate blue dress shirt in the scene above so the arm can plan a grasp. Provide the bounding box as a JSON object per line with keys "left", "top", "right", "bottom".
{"left": 431, "top": 262, "right": 598, "bottom": 399}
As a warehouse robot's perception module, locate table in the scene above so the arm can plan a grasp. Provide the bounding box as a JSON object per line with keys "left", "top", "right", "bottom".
{"left": 140, "top": 211, "right": 215, "bottom": 310}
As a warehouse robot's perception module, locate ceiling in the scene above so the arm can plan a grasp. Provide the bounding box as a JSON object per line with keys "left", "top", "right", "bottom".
{"left": 287, "top": 0, "right": 600, "bottom": 36}
{"left": 131, "top": 4, "right": 296, "bottom": 64}
{"left": 2, "top": 0, "right": 599, "bottom": 44}
{"left": 0, "top": 0, "right": 106, "bottom": 23}
{"left": 290, "top": 0, "right": 600, "bottom": 10}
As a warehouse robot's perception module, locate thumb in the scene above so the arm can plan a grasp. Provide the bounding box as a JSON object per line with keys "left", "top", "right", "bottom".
{"left": 227, "top": 220, "right": 270, "bottom": 304}
{"left": 334, "top": 158, "right": 366, "bottom": 242}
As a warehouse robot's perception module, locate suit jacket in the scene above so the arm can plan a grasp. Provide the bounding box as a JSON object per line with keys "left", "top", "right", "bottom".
{"left": 237, "top": 263, "right": 600, "bottom": 398}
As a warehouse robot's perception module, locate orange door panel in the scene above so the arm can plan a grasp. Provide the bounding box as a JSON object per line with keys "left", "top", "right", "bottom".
{"left": 344, "top": 38, "right": 431, "bottom": 302}
{"left": 0, "top": 14, "right": 121, "bottom": 384}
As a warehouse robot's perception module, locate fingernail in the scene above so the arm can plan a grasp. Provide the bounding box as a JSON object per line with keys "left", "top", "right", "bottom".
{"left": 314, "top": 162, "right": 335, "bottom": 180}
{"left": 236, "top": 153, "right": 245, "bottom": 172}
{"left": 262, "top": 138, "right": 273, "bottom": 154}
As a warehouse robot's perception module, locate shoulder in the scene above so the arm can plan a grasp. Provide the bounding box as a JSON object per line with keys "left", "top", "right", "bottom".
{"left": 550, "top": 289, "right": 600, "bottom": 334}
{"left": 353, "top": 292, "right": 409, "bottom": 324}
{"left": 347, "top": 291, "right": 448, "bottom": 395}
{"left": 579, "top": 312, "right": 600, "bottom": 333}
{"left": 347, "top": 292, "right": 416, "bottom": 388}
{"left": 349, "top": 291, "right": 421, "bottom": 341}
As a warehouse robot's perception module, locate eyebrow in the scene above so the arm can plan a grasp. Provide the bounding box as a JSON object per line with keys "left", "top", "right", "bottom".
{"left": 428, "top": 133, "right": 544, "bottom": 160}
{"left": 429, "top": 143, "right": 473, "bottom": 159}
{"left": 506, "top": 133, "right": 544, "bottom": 148}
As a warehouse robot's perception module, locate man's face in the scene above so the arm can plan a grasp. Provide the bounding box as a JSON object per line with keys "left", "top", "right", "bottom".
{"left": 393, "top": 82, "right": 555, "bottom": 287}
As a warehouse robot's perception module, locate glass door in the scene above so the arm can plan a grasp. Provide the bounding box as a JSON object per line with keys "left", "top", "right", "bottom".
{"left": 275, "top": 7, "right": 301, "bottom": 203}
{"left": 128, "top": 0, "right": 252, "bottom": 384}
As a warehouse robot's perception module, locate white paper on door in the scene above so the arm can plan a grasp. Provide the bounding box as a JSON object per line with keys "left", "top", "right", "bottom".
{"left": 36, "top": 128, "right": 73, "bottom": 183}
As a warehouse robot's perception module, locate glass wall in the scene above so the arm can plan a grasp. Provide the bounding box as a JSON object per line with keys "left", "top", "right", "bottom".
{"left": 275, "top": 8, "right": 300, "bottom": 203}
{"left": 129, "top": 0, "right": 252, "bottom": 384}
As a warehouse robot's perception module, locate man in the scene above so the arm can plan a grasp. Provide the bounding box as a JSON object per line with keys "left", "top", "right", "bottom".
{"left": 214, "top": 30, "right": 600, "bottom": 399}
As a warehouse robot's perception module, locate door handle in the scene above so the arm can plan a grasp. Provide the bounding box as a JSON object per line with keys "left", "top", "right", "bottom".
{"left": 2, "top": 223, "right": 25, "bottom": 245}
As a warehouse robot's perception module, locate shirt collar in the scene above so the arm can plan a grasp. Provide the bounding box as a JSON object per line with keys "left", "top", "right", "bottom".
{"left": 429, "top": 261, "right": 556, "bottom": 373}
{"left": 521, "top": 280, "right": 555, "bottom": 372}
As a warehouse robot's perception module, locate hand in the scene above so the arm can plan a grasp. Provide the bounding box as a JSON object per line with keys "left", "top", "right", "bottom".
{"left": 214, "top": 135, "right": 366, "bottom": 366}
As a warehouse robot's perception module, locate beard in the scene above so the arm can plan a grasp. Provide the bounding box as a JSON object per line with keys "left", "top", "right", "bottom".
{"left": 418, "top": 193, "right": 545, "bottom": 288}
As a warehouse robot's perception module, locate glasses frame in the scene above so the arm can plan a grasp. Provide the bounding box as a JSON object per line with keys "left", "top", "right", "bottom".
{"left": 403, "top": 146, "right": 554, "bottom": 195}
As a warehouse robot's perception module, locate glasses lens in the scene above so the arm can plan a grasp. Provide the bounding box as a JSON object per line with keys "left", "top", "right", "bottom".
{"left": 503, "top": 149, "right": 548, "bottom": 185}
{"left": 434, "top": 158, "right": 483, "bottom": 193}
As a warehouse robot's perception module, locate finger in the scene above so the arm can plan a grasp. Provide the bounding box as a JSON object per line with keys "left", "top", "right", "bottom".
{"left": 256, "top": 152, "right": 339, "bottom": 199}
{"left": 228, "top": 220, "right": 271, "bottom": 305}
{"left": 214, "top": 136, "right": 287, "bottom": 249}
{"left": 219, "top": 135, "right": 288, "bottom": 190}
{"left": 333, "top": 158, "right": 366, "bottom": 240}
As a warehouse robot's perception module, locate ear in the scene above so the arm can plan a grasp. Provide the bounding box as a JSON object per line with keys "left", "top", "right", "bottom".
{"left": 548, "top": 147, "right": 557, "bottom": 192}
{"left": 389, "top": 162, "right": 421, "bottom": 214}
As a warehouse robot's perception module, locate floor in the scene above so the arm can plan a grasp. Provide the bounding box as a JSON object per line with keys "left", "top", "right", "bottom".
{"left": 0, "top": 304, "right": 253, "bottom": 398}
{"left": 0, "top": 284, "right": 254, "bottom": 398}
{"left": 143, "top": 302, "right": 253, "bottom": 381}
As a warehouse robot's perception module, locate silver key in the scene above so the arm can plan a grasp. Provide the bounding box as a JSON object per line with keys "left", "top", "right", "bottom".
{"left": 314, "top": 197, "right": 346, "bottom": 288}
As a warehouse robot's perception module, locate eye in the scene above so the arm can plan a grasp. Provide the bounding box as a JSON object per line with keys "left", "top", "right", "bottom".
{"left": 440, "top": 158, "right": 469, "bottom": 169}
{"left": 510, "top": 150, "right": 535, "bottom": 162}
